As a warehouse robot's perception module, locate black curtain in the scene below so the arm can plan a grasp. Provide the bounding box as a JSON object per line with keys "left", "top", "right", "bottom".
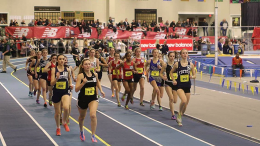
{"left": 241, "top": 2, "right": 260, "bottom": 31}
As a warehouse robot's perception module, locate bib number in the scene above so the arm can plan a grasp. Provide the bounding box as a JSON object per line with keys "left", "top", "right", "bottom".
{"left": 31, "top": 68, "right": 35, "bottom": 71}
{"left": 137, "top": 68, "right": 143, "bottom": 74}
{"left": 91, "top": 68, "right": 95, "bottom": 72}
{"left": 42, "top": 68, "right": 45, "bottom": 72}
{"left": 238, "top": 49, "right": 241, "bottom": 53}
{"left": 170, "top": 73, "right": 178, "bottom": 80}
{"left": 180, "top": 75, "right": 189, "bottom": 82}
{"left": 85, "top": 87, "right": 95, "bottom": 96}
{"left": 56, "top": 82, "right": 66, "bottom": 89}
{"left": 229, "top": 50, "right": 231, "bottom": 54}
{"left": 125, "top": 71, "right": 132, "bottom": 77}
{"left": 151, "top": 71, "right": 159, "bottom": 77}
{"left": 113, "top": 70, "right": 120, "bottom": 75}
{"left": 37, "top": 67, "right": 40, "bottom": 72}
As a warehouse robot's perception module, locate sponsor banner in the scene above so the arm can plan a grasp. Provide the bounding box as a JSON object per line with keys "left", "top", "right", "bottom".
{"left": 140, "top": 39, "right": 193, "bottom": 51}
{"left": 5, "top": 27, "right": 98, "bottom": 39}
{"left": 98, "top": 29, "right": 143, "bottom": 40}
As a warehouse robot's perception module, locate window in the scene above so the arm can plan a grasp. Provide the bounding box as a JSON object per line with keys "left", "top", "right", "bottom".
{"left": 135, "top": 9, "right": 157, "bottom": 25}
{"left": 34, "top": 12, "right": 60, "bottom": 22}
{"left": 232, "top": 17, "right": 240, "bottom": 26}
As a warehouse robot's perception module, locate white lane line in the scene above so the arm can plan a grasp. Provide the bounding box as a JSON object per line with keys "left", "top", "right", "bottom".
{"left": 0, "top": 132, "right": 7, "bottom": 146}
{"left": 0, "top": 82, "right": 58, "bottom": 146}
{"left": 71, "top": 96, "right": 162, "bottom": 146}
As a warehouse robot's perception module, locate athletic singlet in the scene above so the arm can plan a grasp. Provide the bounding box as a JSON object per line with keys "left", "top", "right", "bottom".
{"left": 107, "top": 56, "right": 114, "bottom": 64}
{"left": 98, "top": 57, "right": 103, "bottom": 72}
{"left": 111, "top": 60, "right": 121, "bottom": 79}
{"left": 149, "top": 59, "right": 162, "bottom": 83}
{"left": 39, "top": 58, "right": 49, "bottom": 74}
{"left": 166, "top": 62, "right": 177, "bottom": 82}
{"left": 227, "top": 46, "right": 233, "bottom": 55}
{"left": 27, "top": 58, "right": 33, "bottom": 70}
{"left": 176, "top": 61, "right": 191, "bottom": 88}
{"left": 53, "top": 66, "right": 69, "bottom": 93}
{"left": 88, "top": 57, "right": 97, "bottom": 72}
{"left": 78, "top": 71, "right": 97, "bottom": 102}
{"left": 33, "top": 58, "right": 41, "bottom": 73}
{"left": 47, "top": 62, "right": 56, "bottom": 81}
{"left": 135, "top": 57, "right": 145, "bottom": 74}
{"left": 123, "top": 61, "right": 134, "bottom": 80}
{"left": 238, "top": 44, "right": 243, "bottom": 54}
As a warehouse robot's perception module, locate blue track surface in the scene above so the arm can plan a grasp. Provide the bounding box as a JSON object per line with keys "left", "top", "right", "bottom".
{"left": 0, "top": 57, "right": 259, "bottom": 146}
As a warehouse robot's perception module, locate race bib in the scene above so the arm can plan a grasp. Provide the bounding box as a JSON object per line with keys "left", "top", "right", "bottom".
{"left": 137, "top": 68, "right": 143, "bottom": 74}
{"left": 125, "top": 71, "right": 132, "bottom": 77}
{"left": 180, "top": 75, "right": 189, "bottom": 82}
{"left": 31, "top": 68, "right": 34, "bottom": 71}
{"left": 170, "top": 73, "right": 178, "bottom": 80}
{"left": 229, "top": 50, "right": 231, "bottom": 54}
{"left": 238, "top": 49, "right": 241, "bottom": 53}
{"left": 91, "top": 68, "right": 95, "bottom": 72}
{"left": 42, "top": 68, "right": 45, "bottom": 72}
{"left": 85, "top": 87, "right": 95, "bottom": 96}
{"left": 151, "top": 71, "right": 159, "bottom": 77}
{"left": 37, "top": 67, "right": 40, "bottom": 72}
{"left": 130, "top": 66, "right": 133, "bottom": 70}
{"left": 56, "top": 82, "right": 66, "bottom": 89}
{"left": 113, "top": 70, "right": 120, "bottom": 75}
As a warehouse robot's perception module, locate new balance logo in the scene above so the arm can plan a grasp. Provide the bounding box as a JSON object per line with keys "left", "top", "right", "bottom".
{"left": 154, "top": 33, "right": 166, "bottom": 39}
{"left": 42, "top": 28, "right": 58, "bottom": 37}
{"left": 105, "top": 30, "right": 118, "bottom": 39}
{"left": 13, "top": 28, "right": 29, "bottom": 38}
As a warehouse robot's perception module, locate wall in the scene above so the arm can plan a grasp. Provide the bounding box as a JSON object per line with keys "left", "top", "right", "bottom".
{"left": 0, "top": 0, "right": 107, "bottom": 24}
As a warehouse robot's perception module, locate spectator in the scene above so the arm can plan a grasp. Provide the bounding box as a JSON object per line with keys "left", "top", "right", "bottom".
{"left": 37, "top": 18, "right": 43, "bottom": 26}
{"left": 9, "top": 20, "right": 15, "bottom": 26}
{"left": 141, "top": 20, "right": 148, "bottom": 28}
{"left": 137, "top": 20, "right": 141, "bottom": 27}
{"left": 170, "top": 20, "right": 176, "bottom": 31}
{"left": 211, "top": 21, "right": 215, "bottom": 35}
{"left": 161, "top": 41, "right": 169, "bottom": 60}
{"left": 155, "top": 39, "right": 162, "bottom": 51}
{"left": 202, "top": 19, "right": 208, "bottom": 36}
{"left": 237, "top": 39, "right": 244, "bottom": 54}
{"left": 57, "top": 38, "right": 65, "bottom": 54}
{"left": 223, "top": 39, "right": 234, "bottom": 55}
{"left": 22, "top": 34, "right": 27, "bottom": 42}
{"left": 218, "top": 38, "right": 224, "bottom": 54}
{"left": 181, "top": 21, "right": 186, "bottom": 27}
{"left": 10, "top": 40, "right": 17, "bottom": 58}
{"left": 220, "top": 19, "right": 228, "bottom": 36}
{"left": 150, "top": 20, "right": 156, "bottom": 27}
{"left": 0, "top": 40, "right": 4, "bottom": 60}
{"left": 0, "top": 17, "right": 6, "bottom": 24}
{"left": 131, "top": 20, "right": 137, "bottom": 28}
{"left": 192, "top": 29, "right": 197, "bottom": 37}
{"left": 20, "top": 42, "right": 27, "bottom": 57}
{"left": 176, "top": 21, "right": 181, "bottom": 27}
{"left": 1, "top": 38, "right": 17, "bottom": 73}
{"left": 107, "top": 17, "right": 112, "bottom": 26}
{"left": 60, "top": 19, "right": 65, "bottom": 26}
{"left": 232, "top": 53, "right": 244, "bottom": 77}
{"left": 132, "top": 40, "right": 140, "bottom": 51}
{"left": 28, "top": 20, "right": 34, "bottom": 26}
{"left": 71, "top": 43, "right": 80, "bottom": 62}
{"left": 21, "top": 20, "right": 26, "bottom": 26}
{"left": 71, "top": 18, "right": 78, "bottom": 27}
{"left": 34, "top": 19, "right": 38, "bottom": 26}
{"left": 39, "top": 40, "right": 45, "bottom": 51}
{"left": 169, "top": 33, "right": 174, "bottom": 39}
{"left": 185, "top": 19, "right": 191, "bottom": 27}
{"left": 154, "top": 24, "right": 160, "bottom": 32}
{"left": 123, "top": 18, "right": 129, "bottom": 27}
{"left": 174, "top": 33, "right": 179, "bottom": 39}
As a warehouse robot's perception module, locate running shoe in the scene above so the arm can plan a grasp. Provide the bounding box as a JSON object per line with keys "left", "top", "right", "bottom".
{"left": 140, "top": 102, "right": 145, "bottom": 106}
{"left": 150, "top": 100, "right": 155, "bottom": 109}
{"left": 176, "top": 114, "right": 183, "bottom": 126}
{"left": 159, "top": 106, "right": 163, "bottom": 111}
{"left": 34, "top": 90, "right": 37, "bottom": 96}
{"left": 49, "top": 100, "right": 53, "bottom": 106}
{"left": 80, "top": 131, "right": 85, "bottom": 141}
{"left": 121, "top": 95, "right": 125, "bottom": 102}
{"left": 118, "top": 102, "right": 121, "bottom": 107}
{"left": 30, "top": 92, "right": 33, "bottom": 97}
{"left": 130, "top": 98, "right": 134, "bottom": 104}
{"left": 28, "top": 91, "right": 31, "bottom": 97}
{"left": 56, "top": 128, "right": 61, "bottom": 136}
{"left": 63, "top": 123, "right": 70, "bottom": 132}
{"left": 171, "top": 115, "right": 176, "bottom": 120}
{"left": 44, "top": 102, "right": 47, "bottom": 108}
{"left": 91, "top": 135, "right": 97, "bottom": 143}
{"left": 36, "top": 99, "right": 40, "bottom": 104}
{"left": 111, "top": 94, "right": 115, "bottom": 98}
{"left": 14, "top": 67, "right": 17, "bottom": 72}
{"left": 125, "top": 105, "right": 129, "bottom": 110}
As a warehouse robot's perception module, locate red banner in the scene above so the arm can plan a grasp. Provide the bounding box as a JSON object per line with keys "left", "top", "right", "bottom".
{"left": 98, "top": 29, "right": 143, "bottom": 40}
{"left": 5, "top": 27, "right": 98, "bottom": 39}
{"left": 140, "top": 39, "right": 193, "bottom": 51}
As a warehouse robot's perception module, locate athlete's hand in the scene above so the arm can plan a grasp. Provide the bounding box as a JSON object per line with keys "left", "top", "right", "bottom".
{"left": 73, "top": 77, "right": 77, "bottom": 82}
{"left": 25, "top": 68, "right": 27, "bottom": 70}
{"left": 157, "top": 64, "right": 162, "bottom": 69}
{"left": 162, "top": 76, "right": 167, "bottom": 81}
{"left": 56, "top": 72, "right": 60, "bottom": 79}
{"left": 35, "top": 73, "right": 38, "bottom": 78}
{"left": 190, "top": 75, "right": 193, "bottom": 79}
{"left": 82, "top": 77, "right": 88, "bottom": 84}
{"left": 172, "top": 80, "right": 177, "bottom": 85}
{"left": 70, "top": 85, "right": 74, "bottom": 90}
{"left": 101, "top": 91, "right": 105, "bottom": 98}
{"left": 146, "top": 76, "right": 149, "bottom": 82}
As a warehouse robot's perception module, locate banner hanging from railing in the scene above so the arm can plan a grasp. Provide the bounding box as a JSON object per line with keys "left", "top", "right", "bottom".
{"left": 5, "top": 27, "right": 98, "bottom": 39}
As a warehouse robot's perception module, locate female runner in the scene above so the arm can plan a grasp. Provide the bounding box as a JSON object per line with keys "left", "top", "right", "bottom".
{"left": 170, "top": 48, "right": 196, "bottom": 126}
{"left": 43, "top": 54, "right": 57, "bottom": 106}
{"left": 160, "top": 52, "right": 178, "bottom": 120}
{"left": 116, "top": 52, "right": 135, "bottom": 110}
{"left": 75, "top": 59, "right": 105, "bottom": 142}
{"left": 25, "top": 50, "right": 36, "bottom": 97}
{"left": 106, "top": 48, "right": 115, "bottom": 97}
{"left": 95, "top": 50, "right": 108, "bottom": 82}
{"left": 132, "top": 47, "right": 145, "bottom": 106}
{"left": 145, "top": 49, "right": 164, "bottom": 111}
{"left": 108, "top": 52, "right": 122, "bottom": 107}
{"left": 35, "top": 49, "right": 49, "bottom": 107}
{"left": 30, "top": 51, "right": 42, "bottom": 104}
{"left": 51, "top": 54, "right": 73, "bottom": 135}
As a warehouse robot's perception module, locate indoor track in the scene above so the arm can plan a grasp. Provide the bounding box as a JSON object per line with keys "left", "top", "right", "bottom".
{"left": 0, "top": 57, "right": 259, "bottom": 146}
